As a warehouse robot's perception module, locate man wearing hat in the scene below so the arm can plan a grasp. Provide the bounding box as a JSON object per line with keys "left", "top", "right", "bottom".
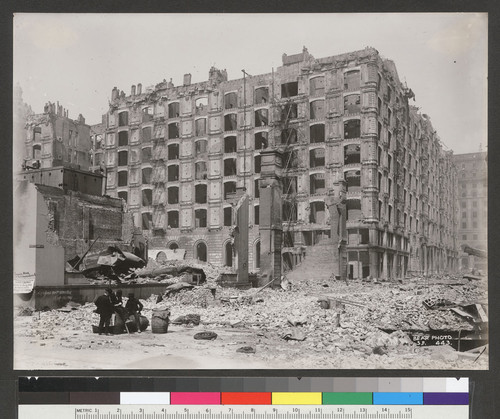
{"left": 94, "top": 288, "right": 115, "bottom": 335}
{"left": 125, "top": 293, "right": 144, "bottom": 333}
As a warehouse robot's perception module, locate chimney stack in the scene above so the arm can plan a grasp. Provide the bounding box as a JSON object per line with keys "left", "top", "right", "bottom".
{"left": 183, "top": 73, "right": 192, "bottom": 86}
{"left": 131, "top": 85, "right": 136, "bottom": 96}
{"left": 137, "top": 83, "right": 142, "bottom": 95}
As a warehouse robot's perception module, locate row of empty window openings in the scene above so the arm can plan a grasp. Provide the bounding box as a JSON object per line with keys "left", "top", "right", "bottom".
{"left": 112, "top": 118, "right": 360, "bottom": 153}
{"left": 139, "top": 198, "right": 362, "bottom": 231}
{"left": 116, "top": 76, "right": 357, "bottom": 127}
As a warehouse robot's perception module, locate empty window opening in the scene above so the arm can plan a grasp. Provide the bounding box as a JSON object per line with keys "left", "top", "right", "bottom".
{"left": 344, "top": 70, "right": 360, "bottom": 90}
{"left": 310, "top": 173, "right": 326, "bottom": 194}
{"left": 224, "top": 181, "right": 236, "bottom": 199}
{"left": 344, "top": 119, "right": 361, "bottom": 139}
{"left": 224, "top": 242, "right": 234, "bottom": 267}
{"left": 33, "top": 126, "right": 42, "bottom": 142}
{"left": 142, "top": 106, "right": 153, "bottom": 123}
{"left": 254, "top": 179, "right": 260, "bottom": 198}
{"left": 142, "top": 147, "right": 152, "bottom": 163}
{"left": 254, "top": 205, "right": 260, "bottom": 225}
{"left": 310, "top": 124, "right": 325, "bottom": 143}
{"left": 344, "top": 94, "right": 361, "bottom": 114}
{"left": 387, "top": 108, "right": 392, "bottom": 126}
{"left": 388, "top": 205, "right": 393, "bottom": 223}
{"left": 224, "top": 92, "right": 238, "bottom": 109}
{"left": 309, "top": 201, "right": 326, "bottom": 224}
{"left": 310, "top": 100, "right": 325, "bottom": 120}
{"left": 378, "top": 122, "right": 382, "bottom": 141}
{"left": 224, "top": 136, "right": 237, "bottom": 153}
{"left": 281, "top": 81, "right": 298, "bottom": 98}
{"left": 169, "top": 242, "right": 179, "bottom": 250}
{"left": 168, "top": 102, "right": 180, "bottom": 118}
{"left": 254, "top": 241, "right": 261, "bottom": 269}
{"left": 281, "top": 128, "right": 298, "bottom": 145}
{"left": 282, "top": 176, "right": 298, "bottom": 195}
{"left": 224, "top": 206, "right": 233, "bottom": 226}
{"left": 283, "top": 252, "right": 293, "bottom": 271}
{"left": 195, "top": 184, "right": 207, "bottom": 203}
{"left": 224, "top": 114, "right": 238, "bottom": 131}
{"left": 195, "top": 140, "right": 207, "bottom": 156}
{"left": 345, "top": 170, "right": 361, "bottom": 192}
{"left": 195, "top": 97, "right": 208, "bottom": 114}
{"left": 346, "top": 199, "right": 362, "bottom": 221}
{"left": 344, "top": 144, "right": 361, "bottom": 164}
{"left": 142, "top": 126, "right": 152, "bottom": 142}
{"left": 281, "top": 102, "right": 298, "bottom": 120}
{"left": 118, "top": 111, "right": 128, "bottom": 127}
{"left": 167, "top": 165, "right": 179, "bottom": 181}
{"left": 255, "top": 87, "right": 269, "bottom": 104}
{"left": 283, "top": 149, "right": 299, "bottom": 169}
{"left": 224, "top": 158, "right": 237, "bottom": 176}
{"left": 255, "top": 109, "right": 269, "bottom": 126}
{"left": 168, "top": 143, "right": 179, "bottom": 160}
{"left": 283, "top": 201, "right": 298, "bottom": 222}
{"left": 117, "top": 191, "right": 128, "bottom": 203}
{"left": 167, "top": 211, "right": 179, "bottom": 228}
{"left": 309, "top": 76, "right": 325, "bottom": 96}
{"left": 142, "top": 189, "right": 152, "bottom": 206}
{"left": 118, "top": 131, "right": 128, "bottom": 146}
{"left": 195, "top": 209, "right": 207, "bottom": 228}
{"left": 168, "top": 122, "right": 179, "bottom": 139}
{"left": 195, "top": 118, "right": 206, "bottom": 136}
{"left": 118, "top": 150, "right": 128, "bottom": 166}
{"left": 310, "top": 148, "right": 325, "bottom": 168}
{"left": 142, "top": 167, "right": 152, "bottom": 184}
{"left": 168, "top": 186, "right": 179, "bottom": 204}
{"left": 283, "top": 231, "right": 295, "bottom": 248}
{"left": 195, "top": 242, "right": 208, "bottom": 262}
{"left": 32, "top": 144, "right": 41, "bottom": 160}
{"left": 142, "top": 212, "right": 152, "bottom": 230}
{"left": 117, "top": 171, "right": 128, "bottom": 187}
{"left": 360, "top": 229, "right": 369, "bottom": 244}
{"left": 195, "top": 161, "right": 207, "bottom": 180}
{"left": 254, "top": 155, "right": 261, "bottom": 174}
{"left": 255, "top": 132, "right": 268, "bottom": 149}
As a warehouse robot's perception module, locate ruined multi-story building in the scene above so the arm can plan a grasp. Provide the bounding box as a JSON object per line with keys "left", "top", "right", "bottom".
{"left": 23, "top": 101, "right": 91, "bottom": 171}
{"left": 453, "top": 151, "right": 487, "bottom": 270}
{"left": 100, "top": 46, "right": 459, "bottom": 278}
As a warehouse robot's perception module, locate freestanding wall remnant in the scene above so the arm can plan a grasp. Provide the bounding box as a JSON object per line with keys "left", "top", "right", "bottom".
{"left": 259, "top": 149, "right": 283, "bottom": 287}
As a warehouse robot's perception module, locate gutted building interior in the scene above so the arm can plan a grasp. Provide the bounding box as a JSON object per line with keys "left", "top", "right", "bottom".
{"left": 100, "top": 47, "right": 458, "bottom": 276}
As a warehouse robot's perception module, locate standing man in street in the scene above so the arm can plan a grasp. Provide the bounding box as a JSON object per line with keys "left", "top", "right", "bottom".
{"left": 125, "top": 293, "right": 144, "bottom": 333}
{"left": 94, "top": 288, "right": 115, "bottom": 335}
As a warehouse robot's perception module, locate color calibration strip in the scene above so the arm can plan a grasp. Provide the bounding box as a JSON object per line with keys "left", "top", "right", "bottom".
{"left": 19, "top": 391, "right": 469, "bottom": 406}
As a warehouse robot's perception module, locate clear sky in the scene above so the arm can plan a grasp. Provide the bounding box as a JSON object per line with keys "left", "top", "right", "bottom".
{"left": 13, "top": 13, "right": 487, "bottom": 154}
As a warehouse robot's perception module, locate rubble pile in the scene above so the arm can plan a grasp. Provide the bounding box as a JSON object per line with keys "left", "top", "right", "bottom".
{"left": 14, "top": 272, "right": 488, "bottom": 369}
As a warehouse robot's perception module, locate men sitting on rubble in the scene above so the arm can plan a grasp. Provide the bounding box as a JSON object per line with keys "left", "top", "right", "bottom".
{"left": 125, "top": 293, "right": 144, "bottom": 333}
{"left": 94, "top": 288, "right": 115, "bottom": 335}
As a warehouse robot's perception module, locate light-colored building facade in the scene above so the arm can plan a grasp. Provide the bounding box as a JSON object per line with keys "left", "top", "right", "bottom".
{"left": 23, "top": 101, "right": 91, "bottom": 171}
{"left": 100, "top": 47, "right": 459, "bottom": 277}
{"left": 454, "top": 151, "right": 487, "bottom": 270}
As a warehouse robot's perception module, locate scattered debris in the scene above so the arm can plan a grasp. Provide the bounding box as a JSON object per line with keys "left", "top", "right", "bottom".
{"left": 236, "top": 346, "right": 256, "bottom": 354}
{"left": 282, "top": 331, "right": 306, "bottom": 341}
{"left": 172, "top": 314, "right": 201, "bottom": 326}
{"left": 194, "top": 331, "right": 218, "bottom": 340}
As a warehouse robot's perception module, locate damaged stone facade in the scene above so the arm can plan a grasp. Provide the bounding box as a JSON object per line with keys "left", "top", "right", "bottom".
{"left": 100, "top": 47, "right": 459, "bottom": 278}
{"left": 23, "top": 101, "right": 91, "bottom": 171}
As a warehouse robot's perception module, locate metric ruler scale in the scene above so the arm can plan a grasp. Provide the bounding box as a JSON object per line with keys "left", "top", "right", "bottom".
{"left": 18, "top": 405, "right": 468, "bottom": 419}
